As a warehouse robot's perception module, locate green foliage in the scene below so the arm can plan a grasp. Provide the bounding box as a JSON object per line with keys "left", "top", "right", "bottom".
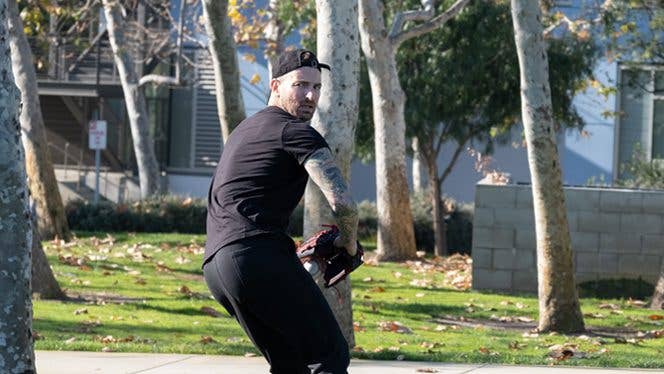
{"left": 616, "top": 145, "right": 664, "bottom": 190}
{"left": 350, "top": 193, "right": 474, "bottom": 254}
{"left": 600, "top": 0, "right": 663, "bottom": 64}
{"left": 355, "top": 0, "right": 598, "bottom": 160}
{"left": 65, "top": 196, "right": 208, "bottom": 234}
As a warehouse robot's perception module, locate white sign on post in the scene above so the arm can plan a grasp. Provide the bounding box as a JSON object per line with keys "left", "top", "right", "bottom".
{"left": 89, "top": 120, "right": 107, "bottom": 150}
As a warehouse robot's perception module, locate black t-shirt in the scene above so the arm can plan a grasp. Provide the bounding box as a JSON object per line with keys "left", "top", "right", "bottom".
{"left": 204, "top": 106, "right": 329, "bottom": 263}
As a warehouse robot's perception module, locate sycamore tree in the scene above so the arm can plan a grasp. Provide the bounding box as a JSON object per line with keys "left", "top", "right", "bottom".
{"left": 201, "top": 0, "right": 246, "bottom": 143}
{"left": 0, "top": 0, "right": 35, "bottom": 369}
{"left": 358, "top": 0, "right": 471, "bottom": 261}
{"left": 361, "top": 0, "right": 596, "bottom": 256}
{"left": 511, "top": 0, "right": 585, "bottom": 333}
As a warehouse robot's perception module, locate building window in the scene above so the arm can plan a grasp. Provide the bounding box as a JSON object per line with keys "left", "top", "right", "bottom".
{"left": 616, "top": 66, "right": 664, "bottom": 178}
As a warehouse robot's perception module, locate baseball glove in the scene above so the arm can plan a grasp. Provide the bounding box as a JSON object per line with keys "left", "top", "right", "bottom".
{"left": 295, "top": 225, "right": 364, "bottom": 288}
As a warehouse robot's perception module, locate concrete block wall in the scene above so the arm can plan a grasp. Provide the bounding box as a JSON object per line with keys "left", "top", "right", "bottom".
{"left": 472, "top": 183, "right": 664, "bottom": 293}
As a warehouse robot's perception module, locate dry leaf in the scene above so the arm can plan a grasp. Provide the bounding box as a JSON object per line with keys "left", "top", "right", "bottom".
{"left": 649, "top": 315, "right": 664, "bottom": 321}
{"left": 369, "top": 286, "right": 385, "bottom": 293}
{"left": 353, "top": 322, "right": 366, "bottom": 332}
{"left": 362, "top": 277, "right": 373, "bottom": 282}
{"left": 378, "top": 321, "right": 413, "bottom": 334}
{"left": 415, "top": 293, "right": 425, "bottom": 298}
{"left": 65, "top": 337, "right": 77, "bottom": 344}
{"left": 74, "top": 308, "right": 88, "bottom": 315}
{"left": 244, "top": 352, "right": 257, "bottom": 357}
{"left": 200, "top": 336, "right": 216, "bottom": 344}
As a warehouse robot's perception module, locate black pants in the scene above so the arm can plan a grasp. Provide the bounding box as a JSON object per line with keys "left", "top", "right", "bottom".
{"left": 203, "top": 233, "right": 349, "bottom": 374}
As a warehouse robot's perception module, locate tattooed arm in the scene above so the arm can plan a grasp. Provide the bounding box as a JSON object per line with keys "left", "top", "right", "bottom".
{"left": 304, "top": 147, "right": 359, "bottom": 255}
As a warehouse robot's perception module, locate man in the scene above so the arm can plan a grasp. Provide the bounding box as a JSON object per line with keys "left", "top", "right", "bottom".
{"left": 203, "top": 49, "right": 359, "bottom": 374}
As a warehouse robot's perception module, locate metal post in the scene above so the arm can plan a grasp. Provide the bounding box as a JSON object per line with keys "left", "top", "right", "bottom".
{"left": 94, "top": 149, "right": 100, "bottom": 204}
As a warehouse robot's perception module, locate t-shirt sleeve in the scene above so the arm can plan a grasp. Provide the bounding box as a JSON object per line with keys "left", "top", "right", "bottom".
{"left": 282, "top": 122, "right": 330, "bottom": 164}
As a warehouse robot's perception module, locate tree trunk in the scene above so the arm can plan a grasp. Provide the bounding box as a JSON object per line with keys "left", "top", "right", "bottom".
{"left": 30, "top": 210, "right": 65, "bottom": 300}
{"left": 8, "top": 0, "right": 72, "bottom": 241}
{"left": 202, "top": 0, "right": 246, "bottom": 144}
{"left": 102, "top": 0, "right": 160, "bottom": 198}
{"left": 264, "top": 0, "right": 285, "bottom": 78}
{"left": 359, "top": 0, "right": 417, "bottom": 261}
{"left": 0, "top": 1, "right": 36, "bottom": 369}
{"left": 412, "top": 137, "right": 426, "bottom": 193}
{"left": 511, "top": 0, "right": 584, "bottom": 333}
{"left": 651, "top": 263, "right": 664, "bottom": 310}
{"left": 303, "top": 0, "right": 360, "bottom": 348}
{"left": 423, "top": 144, "right": 446, "bottom": 257}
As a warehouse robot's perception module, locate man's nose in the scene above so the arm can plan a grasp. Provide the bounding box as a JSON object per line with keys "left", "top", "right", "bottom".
{"left": 305, "top": 89, "right": 317, "bottom": 102}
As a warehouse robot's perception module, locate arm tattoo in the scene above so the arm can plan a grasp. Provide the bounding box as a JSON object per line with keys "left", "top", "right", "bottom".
{"left": 304, "top": 148, "right": 358, "bottom": 250}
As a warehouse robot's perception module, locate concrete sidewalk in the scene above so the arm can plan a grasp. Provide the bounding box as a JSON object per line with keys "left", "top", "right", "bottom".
{"left": 35, "top": 351, "right": 661, "bottom": 373}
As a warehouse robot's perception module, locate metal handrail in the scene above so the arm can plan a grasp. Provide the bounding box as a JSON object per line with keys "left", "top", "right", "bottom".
{"left": 48, "top": 141, "right": 131, "bottom": 202}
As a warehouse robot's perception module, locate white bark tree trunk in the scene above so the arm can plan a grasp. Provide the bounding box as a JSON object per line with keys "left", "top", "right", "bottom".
{"left": 102, "top": 0, "right": 160, "bottom": 198}
{"left": 202, "top": 0, "right": 246, "bottom": 144}
{"left": 304, "top": 0, "right": 360, "bottom": 348}
{"left": 8, "top": 0, "right": 72, "bottom": 241}
{"left": 264, "top": 0, "right": 285, "bottom": 78}
{"left": 651, "top": 262, "right": 664, "bottom": 309}
{"left": 511, "top": 0, "right": 584, "bottom": 333}
{"left": 412, "top": 137, "right": 426, "bottom": 193}
{"left": 359, "top": 0, "right": 417, "bottom": 260}
{"left": 0, "top": 1, "right": 35, "bottom": 369}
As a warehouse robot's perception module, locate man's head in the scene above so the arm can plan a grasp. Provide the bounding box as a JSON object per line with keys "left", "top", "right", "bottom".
{"left": 268, "top": 49, "right": 330, "bottom": 121}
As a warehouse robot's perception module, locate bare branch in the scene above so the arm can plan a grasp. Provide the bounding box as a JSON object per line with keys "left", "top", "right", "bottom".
{"left": 390, "top": 0, "right": 471, "bottom": 48}
{"left": 439, "top": 138, "right": 468, "bottom": 186}
{"left": 138, "top": 74, "right": 183, "bottom": 87}
{"left": 388, "top": 0, "right": 434, "bottom": 40}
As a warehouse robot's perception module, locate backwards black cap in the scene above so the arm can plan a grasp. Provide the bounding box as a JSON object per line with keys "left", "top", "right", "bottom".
{"left": 272, "top": 49, "right": 330, "bottom": 79}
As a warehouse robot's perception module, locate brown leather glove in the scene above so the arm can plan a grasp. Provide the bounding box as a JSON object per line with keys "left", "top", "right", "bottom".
{"left": 295, "top": 225, "right": 364, "bottom": 288}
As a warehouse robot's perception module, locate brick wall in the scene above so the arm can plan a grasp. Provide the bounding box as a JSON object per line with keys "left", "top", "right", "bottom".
{"left": 472, "top": 182, "right": 664, "bottom": 293}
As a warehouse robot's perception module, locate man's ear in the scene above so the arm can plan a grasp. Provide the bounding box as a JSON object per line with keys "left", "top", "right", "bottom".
{"left": 269, "top": 78, "right": 280, "bottom": 93}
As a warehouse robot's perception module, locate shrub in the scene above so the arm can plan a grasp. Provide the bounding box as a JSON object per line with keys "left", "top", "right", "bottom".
{"left": 617, "top": 146, "right": 664, "bottom": 190}
{"left": 66, "top": 196, "right": 208, "bottom": 233}
{"left": 66, "top": 193, "right": 475, "bottom": 254}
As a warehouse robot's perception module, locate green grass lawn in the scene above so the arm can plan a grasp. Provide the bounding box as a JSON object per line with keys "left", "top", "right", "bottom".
{"left": 33, "top": 232, "right": 664, "bottom": 368}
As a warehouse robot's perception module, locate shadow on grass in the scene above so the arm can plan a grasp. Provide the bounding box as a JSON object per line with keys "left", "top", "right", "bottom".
{"left": 355, "top": 300, "right": 467, "bottom": 318}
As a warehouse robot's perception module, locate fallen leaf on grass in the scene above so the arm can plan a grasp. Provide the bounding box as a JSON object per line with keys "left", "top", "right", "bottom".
{"left": 369, "top": 286, "right": 385, "bottom": 293}
{"left": 378, "top": 321, "right": 413, "bottom": 334}
{"left": 362, "top": 277, "right": 373, "bottom": 282}
{"left": 416, "top": 369, "right": 438, "bottom": 373}
{"left": 415, "top": 293, "right": 426, "bottom": 298}
{"left": 201, "top": 306, "right": 222, "bottom": 318}
{"left": 599, "top": 303, "right": 620, "bottom": 310}
{"left": 32, "top": 331, "right": 44, "bottom": 340}
{"left": 65, "top": 337, "right": 77, "bottom": 344}
{"left": 200, "top": 336, "right": 216, "bottom": 344}
{"left": 135, "top": 278, "right": 147, "bottom": 285}
{"left": 583, "top": 313, "right": 606, "bottom": 319}
{"left": 175, "top": 256, "right": 191, "bottom": 265}
{"left": 101, "top": 347, "right": 113, "bottom": 352}
{"left": 244, "top": 352, "right": 257, "bottom": 357}
{"left": 649, "top": 315, "right": 664, "bottom": 321}
{"left": 353, "top": 322, "right": 366, "bottom": 332}
{"left": 74, "top": 308, "right": 88, "bottom": 315}
{"left": 627, "top": 299, "right": 647, "bottom": 308}
{"left": 479, "top": 347, "right": 499, "bottom": 356}
{"left": 548, "top": 344, "right": 582, "bottom": 361}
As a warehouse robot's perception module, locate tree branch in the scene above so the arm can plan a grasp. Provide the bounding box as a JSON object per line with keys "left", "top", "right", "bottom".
{"left": 439, "top": 137, "right": 468, "bottom": 186}
{"left": 388, "top": 0, "right": 434, "bottom": 40}
{"left": 390, "top": 0, "right": 471, "bottom": 48}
